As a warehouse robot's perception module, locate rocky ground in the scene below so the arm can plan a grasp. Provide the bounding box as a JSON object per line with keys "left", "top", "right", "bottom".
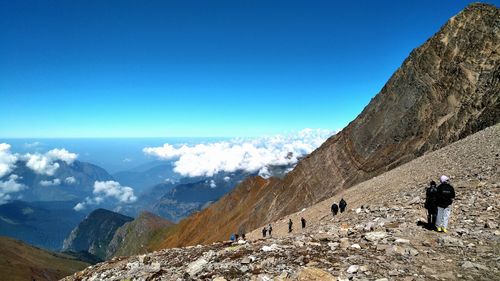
{"left": 62, "top": 124, "right": 500, "bottom": 281}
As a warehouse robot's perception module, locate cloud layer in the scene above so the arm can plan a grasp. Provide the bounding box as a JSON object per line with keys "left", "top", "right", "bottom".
{"left": 0, "top": 144, "right": 78, "bottom": 204}
{"left": 74, "top": 180, "right": 137, "bottom": 211}
{"left": 0, "top": 143, "right": 18, "bottom": 178}
{"left": 23, "top": 148, "right": 78, "bottom": 176}
{"left": 143, "top": 128, "right": 335, "bottom": 177}
{"left": 0, "top": 175, "right": 25, "bottom": 204}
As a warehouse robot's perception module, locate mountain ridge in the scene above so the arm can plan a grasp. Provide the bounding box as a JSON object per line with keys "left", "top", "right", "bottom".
{"left": 155, "top": 2, "right": 499, "bottom": 249}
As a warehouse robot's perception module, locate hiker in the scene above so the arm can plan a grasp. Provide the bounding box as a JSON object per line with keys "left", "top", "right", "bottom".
{"left": 425, "top": 180, "right": 438, "bottom": 229}
{"left": 268, "top": 224, "right": 273, "bottom": 237}
{"left": 241, "top": 233, "right": 246, "bottom": 240}
{"left": 331, "top": 203, "right": 339, "bottom": 216}
{"left": 435, "top": 175, "right": 455, "bottom": 233}
{"left": 288, "top": 219, "right": 293, "bottom": 233}
{"left": 262, "top": 227, "right": 267, "bottom": 238}
{"left": 339, "top": 198, "right": 347, "bottom": 213}
{"left": 235, "top": 234, "right": 239, "bottom": 241}
{"left": 230, "top": 234, "right": 235, "bottom": 241}
{"left": 301, "top": 217, "right": 306, "bottom": 229}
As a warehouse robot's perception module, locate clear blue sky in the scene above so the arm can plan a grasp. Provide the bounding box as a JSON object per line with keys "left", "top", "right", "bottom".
{"left": 1, "top": 0, "right": 496, "bottom": 138}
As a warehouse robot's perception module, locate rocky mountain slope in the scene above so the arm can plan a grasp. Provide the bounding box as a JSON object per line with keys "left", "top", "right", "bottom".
{"left": 105, "top": 212, "right": 174, "bottom": 259}
{"left": 0, "top": 236, "right": 89, "bottom": 281}
{"left": 62, "top": 116, "right": 500, "bottom": 281}
{"left": 155, "top": 3, "right": 500, "bottom": 248}
{"left": 62, "top": 209, "right": 133, "bottom": 260}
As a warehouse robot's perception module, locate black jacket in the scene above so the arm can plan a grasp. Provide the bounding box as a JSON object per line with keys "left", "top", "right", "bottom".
{"left": 331, "top": 204, "right": 339, "bottom": 212}
{"left": 425, "top": 185, "right": 438, "bottom": 209}
{"left": 436, "top": 183, "right": 455, "bottom": 208}
{"left": 339, "top": 199, "right": 347, "bottom": 209}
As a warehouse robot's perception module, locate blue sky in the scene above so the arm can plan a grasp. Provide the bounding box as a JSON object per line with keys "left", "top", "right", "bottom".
{"left": 1, "top": 0, "right": 495, "bottom": 138}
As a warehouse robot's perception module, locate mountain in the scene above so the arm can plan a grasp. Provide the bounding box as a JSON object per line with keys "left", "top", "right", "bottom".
{"left": 62, "top": 208, "right": 133, "bottom": 260}
{"left": 0, "top": 200, "right": 85, "bottom": 250}
{"left": 3, "top": 160, "right": 114, "bottom": 202}
{"left": 121, "top": 164, "right": 294, "bottom": 220}
{"left": 105, "top": 212, "right": 174, "bottom": 259}
{"left": 61, "top": 110, "right": 500, "bottom": 281}
{"left": 153, "top": 3, "right": 500, "bottom": 248}
{"left": 0, "top": 236, "right": 90, "bottom": 281}
{"left": 113, "top": 160, "right": 180, "bottom": 193}
{"left": 150, "top": 170, "right": 257, "bottom": 222}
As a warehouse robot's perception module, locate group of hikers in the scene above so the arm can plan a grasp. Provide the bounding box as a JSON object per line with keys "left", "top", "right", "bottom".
{"left": 424, "top": 175, "right": 456, "bottom": 232}
{"left": 256, "top": 175, "right": 455, "bottom": 240}
{"left": 261, "top": 224, "right": 273, "bottom": 237}
{"left": 260, "top": 198, "right": 349, "bottom": 237}
{"left": 331, "top": 198, "right": 347, "bottom": 216}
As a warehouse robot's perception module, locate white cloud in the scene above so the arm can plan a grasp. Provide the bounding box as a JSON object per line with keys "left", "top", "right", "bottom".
{"left": 24, "top": 141, "right": 41, "bottom": 148}
{"left": 73, "top": 180, "right": 137, "bottom": 211}
{"left": 0, "top": 143, "right": 18, "bottom": 178}
{"left": 65, "top": 176, "right": 77, "bottom": 184}
{"left": 93, "top": 180, "right": 137, "bottom": 203}
{"left": 24, "top": 148, "right": 78, "bottom": 176}
{"left": 73, "top": 202, "right": 86, "bottom": 211}
{"left": 39, "top": 178, "right": 61, "bottom": 187}
{"left": 143, "top": 128, "right": 335, "bottom": 177}
{"left": 209, "top": 179, "right": 216, "bottom": 188}
{"left": 0, "top": 174, "right": 26, "bottom": 204}
{"left": 223, "top": 176, "right": 230, "bottom": 182}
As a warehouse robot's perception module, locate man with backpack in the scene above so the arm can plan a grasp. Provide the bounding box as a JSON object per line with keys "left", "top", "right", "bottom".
{"left": 424, "top": 180, "right": 438, "bottom": 229}
{"left": 435, "top": 175, "right": 455, "bottom": 233}
{"left": 288, "top": 219, "right": 293, "bottom": 233}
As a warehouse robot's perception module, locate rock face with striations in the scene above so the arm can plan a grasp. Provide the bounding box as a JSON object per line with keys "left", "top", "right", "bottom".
{"left": 62, "top": 208, "right": 133, "bottom": 260}
{"left": 156, "top": 3, "right": 499, "bottom": 248}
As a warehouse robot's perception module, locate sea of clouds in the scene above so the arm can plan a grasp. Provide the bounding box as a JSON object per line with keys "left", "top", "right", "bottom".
{"left": 143, "top": 128, "right": 336, "bottom": 178}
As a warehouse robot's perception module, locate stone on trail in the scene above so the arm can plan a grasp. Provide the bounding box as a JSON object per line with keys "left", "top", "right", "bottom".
{"left": 297, "top": 267, "right": 336, "bottom": 281}
{"left": 364, "top": 231, "right": 387, "bottom": 241}
{"left": 347, "top": 265, "right": 359, "bottom": 274}
{"left": 186, "top": 257, "right": 208, "bottom": 277}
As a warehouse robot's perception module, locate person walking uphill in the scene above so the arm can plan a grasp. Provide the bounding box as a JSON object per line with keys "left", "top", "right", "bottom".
{"left": 301, "top": 217, "right": 306, "bottom": 229}
{"left": 425, "top": 180, "right": 438, "bottom": 229}
{"left": 339, "top": 198, "right": 347, "bottom": 213}
{"left": 262, "top": 227, "right": 267, "bottom": 238}
{"left": 268, "top": 224, "right": 273, "bottom": 237}
{"left": 331, "top": 203, "right": 339, "bottom": 216}
{"left": 436, "top": 175, "right": 455, "bottom": 233}
{"left": 288, "top": 219, "right": 293, "bottom": 233}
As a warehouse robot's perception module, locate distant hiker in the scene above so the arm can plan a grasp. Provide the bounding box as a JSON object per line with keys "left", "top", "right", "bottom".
{"left": 301, "top": 217, "right": 306, "bottom": 229}
{"left": 288, "top": 219, "right": 293, "bottom": 233}
{"left": 331, "top": 203, "right": 339, "bottom": 216}
{"left": 230, "top": 234, "right": 235, "bottom": 241}
{"left": 235, "top": 234, "right": 239, "bottom": 241}
{"left": 262, "top": 227, "right": 267, "bottom": 238}
{"left": 339, "top": 198, "right": 347, "bottom": 213}
{"left": 425, "top": 180, "right": 438, "bottom": 229}
{"left": 435, "top": 175, "right": 455, "bottom": 233}
{"left": 268, "top": 224, "right": 273, "bottom": 237}
{"left": 241, "top": 233, "right": 246, "bottom": 240}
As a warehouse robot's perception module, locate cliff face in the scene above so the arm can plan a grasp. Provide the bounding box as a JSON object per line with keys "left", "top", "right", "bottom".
{"left": 157, "top": 3, "right": 499, "bottom": 248}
